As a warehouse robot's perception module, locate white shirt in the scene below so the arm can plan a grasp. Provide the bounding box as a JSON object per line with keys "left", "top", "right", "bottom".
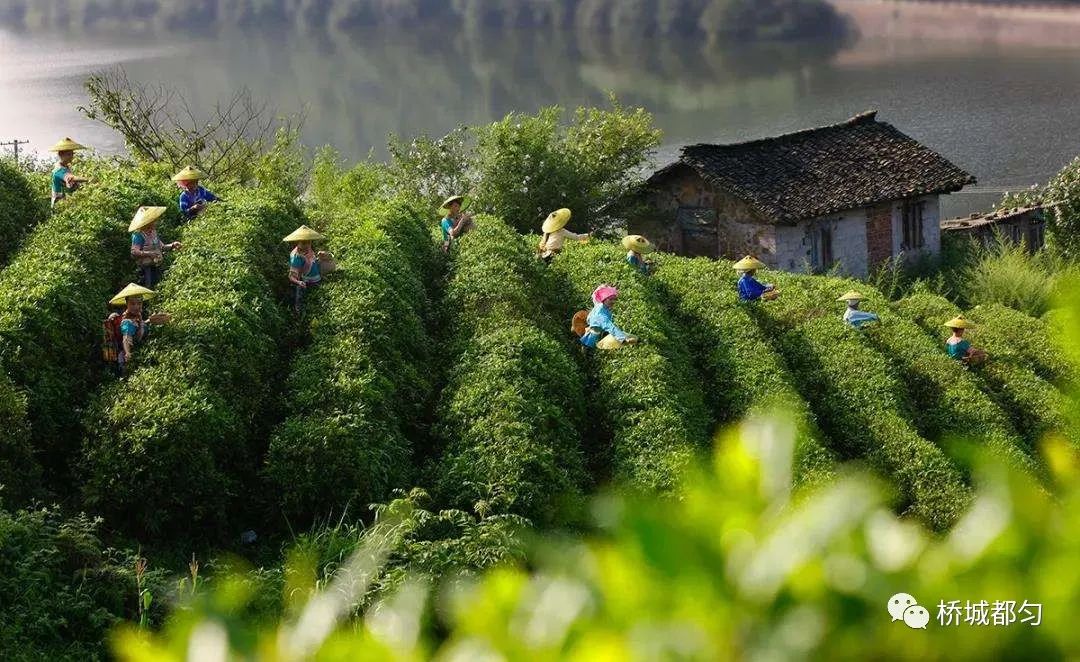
{"left": 541, "top": 228, "right": 588, "bottom": 252}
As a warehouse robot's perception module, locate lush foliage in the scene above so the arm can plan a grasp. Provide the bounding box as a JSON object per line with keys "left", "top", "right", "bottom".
{"left": 80, "top": 186, "right": 300, "bottom": 538}
{"left": 999, "top": 156, "right": 1080, "bottom": 260}
{"left": 950, "top": 235, "right": 1074, "bottom": 317}
{"left": 0, "top": 168, "right": 170, "bottom": 479}
{"left": 0, "top": 374, "right": 36, "bottom": 505}
{"left": 266, "top": 184, "right": 438, "bottom": 526}
{"left": 653, "top": 256, "right": 836, "bottom": 486}
{"left": 751, "top": 271, "right": 972, "bottom": 531}
{"left": 0, "top": 158, "right": 45, "bottom": 266}
{"left": 0, "top": 505, "right": 167, "bottom": 662}
{"left": 549, "top": 241, "right": 710, "bottom": 493}
{"left": 431, "top": 218, "right": 588, "bottom": 523}
{"left": 388, "top": 100, "right": 662, "bottom": 234}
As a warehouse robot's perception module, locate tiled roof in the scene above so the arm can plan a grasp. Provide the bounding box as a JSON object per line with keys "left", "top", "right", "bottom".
{"left": 650, "top": 111, "right": 976, "bottom": 223}
{"left": 941, "top": 205, "right": 1046, "bottom": 231}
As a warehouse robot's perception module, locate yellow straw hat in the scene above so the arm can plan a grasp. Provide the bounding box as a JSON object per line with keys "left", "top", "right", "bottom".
{"left": 733, "top": 255, "right": 766, "bottom": 271}
{"left": 48, "top": 137, "right": 87, "bottom": 152}
{"left": 944, "top": 315, "right": 976, "bottom": 330}
{"left": 283, "top": 225, "right": 326, "bottom": 243}
{"left": 542, "top": 208, "right": 572, "bottom": 233}
{"left": 128, "top": 206, "right": 167, "bottom": 233}
{"left": 622, "top": 234, "right": 654, "bottom": 254}
{"left": 438, "top": 195, "right": 468, "bottom": 216}
{"left": 171, "top": 165, "right": 206, "bottom": 182}
{"left": 109, "top": 283, "right": 155, "bottom": 307}
{"left": 837, "top": 290, "right": 865, "bottom": 302}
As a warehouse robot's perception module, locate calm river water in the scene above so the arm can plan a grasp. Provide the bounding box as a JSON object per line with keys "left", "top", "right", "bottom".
{"left": 2, "top": 22, "right": 1079, "bottom": 217}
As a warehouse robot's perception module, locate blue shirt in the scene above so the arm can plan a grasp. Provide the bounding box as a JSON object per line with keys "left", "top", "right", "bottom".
{"left": 626, "top": 251, "right": 650, "bottom": 275}
{"left": 120, "top": 318, "right": 148, "bottom": 339}
{"left": 51, "top": 166, "right": 71, "bottom": 194}
{"left": 844, "top": 308, "right": 880, "bottom": 329}
{"left": 179, "top": 186, "right": 218, "bottom": 219}
{"left": 946, "top": 339, "right": 971, "bottom": 360}
{"left": 738, "top": 274, "right": 770, "bottom": 301}
{"left": 441, "top": 217, "right": 454, "bottom": 242}
{"left": 581, "top": 302, "right": 628, "bottom": 347}
{"left": 290, "top": 250, "right": 321, "bottom": 283}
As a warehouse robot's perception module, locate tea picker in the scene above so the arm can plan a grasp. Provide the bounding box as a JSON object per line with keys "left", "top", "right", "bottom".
{"left": 129, "top": 206, "right": 182, "bottom": 288}
{"left": 837, "top": 291, "right": 879, "bottom": 328}
{"left": 284, "top": 225, "right": 334, "bottom": 314}
{"left": 537, "top": 207, "right": 590, "bottom": 263}
{"left": 734, "top": 255, "right": 779, "bottom": 302}
{"left": 173, "top": 165, "right": 220, "bottom": 221}
{"left": 945, "top": 316, "right": 988, "bottom": 366}
{"left": 103, "top": 283, "right": 171, "bottom": 377}
{"left": 574, "top": 284, "right": 639, "bottom": 350}
{"left": 439, "top": 195, "right": 474, "bottom": 253}
{"left": 48, "top": 137, "right": 90, "bottom": 207}
{"left": 623, "top": 234, "right": 656, "bottom": 275}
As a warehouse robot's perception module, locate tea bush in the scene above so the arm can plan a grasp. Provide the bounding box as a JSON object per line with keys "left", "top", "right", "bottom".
{"left": 80, "top": 187, "right": 299, "bottom": 537}
{"left": 0, "top": 375, "right": 37, "bottom": 505}
{"left": 0, "top": 170, "right": 170, "bottom": 468}
{"left": 896, "top": 292, "right": 1079, "bottom": 447}
{"left": 0, "top": 505, "right": 167, "bottom": 662}
{"left": 750, "top": 274, "right": 971, "bottom": 530}
{"left": 965, "top": 303, "right": 1076, "bottom": 387}
{"left": 0, "top": 159, "right": 45, "bottom": 266}
{"left": 431, "top": 218, "right": 588, "bottom": 522}
{"left": 265, "top": 197, "right": 438, "bottom": 525}
{"left": 653, "top": 256, "right": 835, "bottom": 486}
{"left": 549, "top": 241, "right": 710, "bottom": 493}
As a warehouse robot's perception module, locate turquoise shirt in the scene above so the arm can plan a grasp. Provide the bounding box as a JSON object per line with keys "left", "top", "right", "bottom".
{"left": 946, "top": 339, "right": 971, "bottom": 360}
{"left": 441, "top": 217, "right": 454, "bottom": 242}
{"left": 51, "top": 165, "right": 73, "bottom": 197}
{"left": 581, "top": 302, "right": 628, "bottom": 347}
{"left": 290, "top": 250, "right": 321, "bottom": 283}
{"left": 626, "top": 251, "right": 650, "bottom": 275}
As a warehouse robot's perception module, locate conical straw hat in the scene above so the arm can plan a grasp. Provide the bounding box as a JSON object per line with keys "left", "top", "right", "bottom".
{"left": 109, "top": 283, "right": 155, "bottom": 307}
{"left": 944, "top": 315, "right": 976, "bottom": 329}
{"left": 622, "top": 234, "right": 654, "bottom": 254}
{"left": 836, "top": 290, "right": 865, "bottom": 302}
{"left": 171, "top": 165, "right": 206, "bottom": 182}
{"left": 48, "top": 137, "right": 87, "bottom": 152}
{"left": 733, "top": 255, "right": 766, "bottom": 271}
{"left": 438, "top": 195, "right": 468, "bottom": 216}
{"left": 128, "top": 206, "right": 167, "bottom": 232}
{"left": 542, "top": 208, "right": 572, "bottom": 233}
{"left": 283, "top": 225, "right": 326, "bottom": 243}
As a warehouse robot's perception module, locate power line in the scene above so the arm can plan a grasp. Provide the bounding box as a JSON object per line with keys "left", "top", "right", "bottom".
{"left": 0, "top": 139, "right": 30, "bottom": 164}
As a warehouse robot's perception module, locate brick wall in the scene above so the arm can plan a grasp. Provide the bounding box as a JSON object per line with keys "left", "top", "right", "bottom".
{"left": 866, "top": 202, "right": 893, "bottom": 268}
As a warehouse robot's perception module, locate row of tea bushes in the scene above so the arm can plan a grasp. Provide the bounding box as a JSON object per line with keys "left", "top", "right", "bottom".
{"left": 0, "top": 374, "right": 36, "bottom": 504}
{"left": 0, "top": 159, "right": 46, "bottom": 266}
{"left": 549, "top": 241, "right": 710, "bottom": 494}
{"left": 806, "top": 279, "right": 1041, "bottom": 479}
{"left": 80, "top": 186, "right": 299, "bottom": 537}
{"left": 748, "top": 274, "right": 971, "bottom": 530}
{"left": 653, "top": 256, "right": 835, "bottom": 487}
{"left": 896, "top": 292, "right": 1079, "bottom": 448}
{"left": 0, "top": 172, "right": 170, "bottom": 469}
{"left": 264, "top": 197, "right": 440, "bottom": 526}
{"left": 965, "top": 303, "right": 1076, "bottom": 387}
{"left": 431, "top": 218, "right": 588, "bottom": 523}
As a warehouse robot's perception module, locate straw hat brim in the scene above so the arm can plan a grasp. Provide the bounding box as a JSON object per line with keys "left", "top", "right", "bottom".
{"left": 48, "top": 138, "right": 87, "bottom": 152}
{"left": 171, "top": 166, "right": 206, "bottom": 182}
{"left": 128, "top": 207, "right": 167, "bottom": 233}
{"left": 622, "top": 235, "right": 654, "bottom": 254}
{"left": 283, "top": 225, "right": 326, "bottom": 243}
{"left": 109, "top": 283, "right": 155, "bottom": 306}
{"left": 944, "top": 317, "right": 976, "bottom": 329}
{"left": 733, "top": 256, "right": 766, "bottom": 271}
{"left": 837, "top": 291, "right": 865, "bottom": 302}
{"left": 542, "top": 208, "right": 572, "bottom": 233}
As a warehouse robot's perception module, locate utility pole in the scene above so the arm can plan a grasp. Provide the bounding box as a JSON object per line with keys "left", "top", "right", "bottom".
{"left": 0, "top": 139, "right": 30, "bottom": 165}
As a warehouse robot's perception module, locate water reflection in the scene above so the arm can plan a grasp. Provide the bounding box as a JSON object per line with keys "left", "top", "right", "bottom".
{"left": 2, "top": 19, "right": 1079, "bottom": 218}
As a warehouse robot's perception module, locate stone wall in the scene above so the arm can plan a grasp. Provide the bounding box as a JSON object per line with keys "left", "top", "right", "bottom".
{"left": 866, "top": 202, "right": 893, "bottom": 268}
{"left": 775, "top": 209, "right": 870, "bottom": 277}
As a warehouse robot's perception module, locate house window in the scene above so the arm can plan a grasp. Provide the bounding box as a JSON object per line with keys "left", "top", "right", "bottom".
{"left": 810, "top": 225, "right": 834, "bottom": 272}
{"left": 1028, "top": 222, "right": 1045, "bottom": 252}
{"left": 901, "top": 201, "right": 925, "bottom": 251}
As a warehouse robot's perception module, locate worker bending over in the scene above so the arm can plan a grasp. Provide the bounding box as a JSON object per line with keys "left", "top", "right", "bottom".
{"left": 837, "top": 291, "right": 879, "bottom": 328}
{"left": 945, "top": 316, "right": 988, "bottom": 365}
{"left": 173, "top": 166, "right": 219, "bottom": 221}
{"left": 103, "top": 284, "right": 171, "bottom": 377}
{"left": 734, "top": 255, "right": 778, "bottom": 301}
{"left": 538, "top": 208, "right": 590, "bottom": 262}
{"left": 579, "top": 284, "right": 639, "bottom": 350}
{"left": 623, "top": 235, "right": 655, "bottom": 275}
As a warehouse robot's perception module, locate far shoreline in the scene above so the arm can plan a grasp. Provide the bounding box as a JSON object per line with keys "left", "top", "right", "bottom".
{"left": 829, "top": 0, "right": 1080, "bottom": 47}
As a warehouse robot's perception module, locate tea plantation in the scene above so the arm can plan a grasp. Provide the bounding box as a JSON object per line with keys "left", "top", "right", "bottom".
{"left": 1, "top": 161, "right": 1077, "bottom": 658}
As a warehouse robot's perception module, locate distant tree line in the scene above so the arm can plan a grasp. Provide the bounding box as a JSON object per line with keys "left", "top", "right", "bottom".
{"left": 0, "top": 0, "right": 849, "bottom": 41}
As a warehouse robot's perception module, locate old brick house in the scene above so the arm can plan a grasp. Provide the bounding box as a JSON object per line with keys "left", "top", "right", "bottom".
{"left": 632, "top": 111, "right": 976, "bottom": 277}
{"left": 941, "top": 205, "right": 1048, "bottom": 254}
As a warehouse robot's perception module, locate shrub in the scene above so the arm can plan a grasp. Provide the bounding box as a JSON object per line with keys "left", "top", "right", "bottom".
{"left": 958, "top": 236, "right": 1060, "bottom": 316}
{"left": 0, "top": 159, "right": 45, "bottom": 266}
{"left": 895, "top": 292, "right": 1079, "bottom": 447}
{"left": 80, "top": 186, "right": 299, "bottom": 538}
{"left": 549, "top": 241, "right": 710, "bottom": 493}
{"left": 653, "top": 256, "right": 835, "bottom": 486}
{"left": 998, "top": 155, "right": 1080, "bottom": 259}
{"left": 0, "top": 375, "right": 37, "bottom": 504}
{"left": 749, "top": 273, "right": 971, "bottom": 530}
{"left": 0, "top": 170, "right": 170, "bottom": 469}
{"left": 265, "top": 196, "right": 438, "bottom": 525}
{"left": 431, "top": 218, "right": 588, "bottom": 522}
{"left": 0, "top": 505, "right": 166, "bottom": 662}
{"left": 965, "top": 302, "right": 1077, "bottom": 387}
